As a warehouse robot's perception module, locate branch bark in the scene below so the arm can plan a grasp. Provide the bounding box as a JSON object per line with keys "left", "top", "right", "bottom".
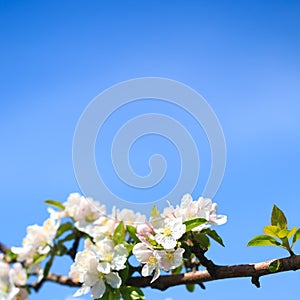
{"left": 1, "top": 242, "right": 300, "bottom": 292}
{"left": 43, "top": 255, "right": 300, "bottom": 291}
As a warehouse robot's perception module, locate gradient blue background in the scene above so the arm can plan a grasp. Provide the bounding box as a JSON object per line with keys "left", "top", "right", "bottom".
{"left": 1, "top": 1, "right": 300, "bottom": 299}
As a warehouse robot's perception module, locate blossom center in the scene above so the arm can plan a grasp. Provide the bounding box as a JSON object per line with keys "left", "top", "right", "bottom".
{"left": 104, "top": 253, "right": 113, "bottom": 262}
{"left": 166, "top": 252, "right": 174, "bottom": 262}
{"left": 85, "top": 212, "right": 96, "bottom": 222}
{"left": 148, "top": 256, "right": 157, "bottom": 265}
{"left": 163, "top": 227, "right": 172, "bottom": 236}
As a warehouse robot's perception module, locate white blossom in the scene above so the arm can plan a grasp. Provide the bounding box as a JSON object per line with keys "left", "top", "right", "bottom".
{"left": 11, "top": 216, "right": 59, "bottom": 265}
{"left": 154, "top": 218, "right": 186, "bottom": 250}
{"left": 132, "top": 243, "right": 160, "bottom": 283}
{"left": 155, "top": 248, "right": 185, "bottom": 271}
{"left": 70, "top": 242, "right": 122, "bottom": 299}
{"left": 0, "top": 255, "right": 28, "bottom": 300}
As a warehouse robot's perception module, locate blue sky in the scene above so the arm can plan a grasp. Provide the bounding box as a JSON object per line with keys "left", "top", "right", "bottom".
{"left": 1, "top": 1, "right": 300, "bottom": 299}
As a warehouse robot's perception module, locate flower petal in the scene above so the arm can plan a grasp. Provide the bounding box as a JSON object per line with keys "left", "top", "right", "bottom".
{"left": 91, "top": 279, "right": 106, "bottom": 299}
{"left": 105, "top": 272, "right": 122, "bottom": 289}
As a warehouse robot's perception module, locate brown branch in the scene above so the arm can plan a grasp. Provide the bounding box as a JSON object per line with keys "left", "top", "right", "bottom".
{"left": 125, "top": 255, "right": 300, "bottom": 290}
{"left": 67, "top": 230, "right": 83, "bottom": 261}
{"left": 0, "top": 242, "right": 10, "bottom": 254}
{"left": 2, "top": 241, "right": 300, "bottom": 292}
{"left": 42, "top": 254, "right": 300, "bottom": 291}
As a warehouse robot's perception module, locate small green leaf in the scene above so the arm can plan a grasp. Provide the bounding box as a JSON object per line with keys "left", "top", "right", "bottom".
{"left": 292, "top": 228, "right": 300, "bottom": 246}
{"left": 184, "top": 218, "right": 207, "bottom": 232}
{"left": 44, "top": 199, "right": 65, "bottom": 211}
{"left": 119, "top": 263, "right": 129, "bottom": 282}
{"left": 263, "top": 225, "right": 279, "bottom": 238}
{"left": 194, "top": 234, "right": 210, "bottom": 249}
{"left": 271, "top": 205, "right": 287, "bottom": 229}
{"left": 58, "top": 232, "right": 76, "bottom": 243}
{"left": 172, "top": 265, "right": 182, "bottom": 274}
{"left": 32, "top": 253, "right": 48, "bottom": 264}
{"left": 150, "top": 205, "right": 160, "bottom": 218}
{"left": 43, "top": 254, "right": 54, "bottom": 278}
{"left": 56, "top": 244, "right": 68, "bottom": 256}
{"left": 186, "top": 284, "right": 195, "bottom": 292}
{"left": 120, "top": 287, "right": 145, "bottom": 300}
{"left": 269, "top": 260, "right": 280, "bottom": 272}
{"left": 4, "top": 250, "right": 18, "bottom": 263}
{"left": 181, "top": 242, "right": 192, "bottom": 259}
{"left": 205, "top": 229, "right": 225, "bottom": 247}
{"left": 247, "top": 235, "right": 281, "bottom": 247}
{"left": 277, "top": 229, "right": 290, "bottom": 239}
{"left": 126, "top": 225, "right": 139, "bottom": 242}
{"left": 113, "top": 221, "right": 125, "bottom": 244}
{"left": 55, "top": 222, "right": 73, "bottom": 239}
{"left": 287, "top": 226, "right": 297, "bottom": 239}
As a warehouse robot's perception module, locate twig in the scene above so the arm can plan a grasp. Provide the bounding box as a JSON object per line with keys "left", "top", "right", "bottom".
{"left": 2, "top": 241, "right": 300, "bottom": 292}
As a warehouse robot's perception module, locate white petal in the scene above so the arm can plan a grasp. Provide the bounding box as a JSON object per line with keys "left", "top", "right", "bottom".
{"left": 151, "top": 266, "right": 160, "bottom": 283}
{"left": 132, "top": 243, "right": 152, "bottom": 263}
{"left": 105, "top": 272, "right": 122, "bottom": 289}
{"left": 161, "top": 236, "right": 177, "bottom": 250}
{"left": 180, "top": 194, "right": 193, "bottom": 208}
{"left": 97, "top": 262, "right": 111, "bottom": 274}
{"left": 141, "top": 263, "right": 154, "bottom": 277}
{"left": 114, "top": 244, "right": 128, "bottom": 258}
{"left": 73, "top": 284, "right": 90, "bottom": 297}
{"left": 112, "top": 255, "right": 127, "bottom": 271}
{"left": 91, "top": 279, "right": 106, "bottom": 299}
{"left": 172, "top": 248, "right": 185, "bottom": 268}
{"left": 213, "top": 215, "right": 227, "bottom": 226}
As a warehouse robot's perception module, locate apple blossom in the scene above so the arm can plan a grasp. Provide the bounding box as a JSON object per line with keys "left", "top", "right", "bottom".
{"left": 155, "top": 248, "right": 185, "bottom": 271}
{"left": 154, "top": 217, "right": 186, "bottom": 250}
{"left": 70, "top": 243, "right": 122, "bottom": 299}
{"left": 132, "top": 243, "right": 160, "bottom": 283}
{"left": 11, "top": 216, "right": 59, "bottom": 265}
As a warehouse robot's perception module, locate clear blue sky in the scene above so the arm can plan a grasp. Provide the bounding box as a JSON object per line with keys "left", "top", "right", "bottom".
{"left": 1, "top": 1, "right": 300, "bottom": 299}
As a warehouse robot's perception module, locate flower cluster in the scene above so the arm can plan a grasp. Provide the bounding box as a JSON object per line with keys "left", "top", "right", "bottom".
{"left": 0, "top": 254, "right": 28, "bottom": 300}
{"left": 6, "top": 193, "right": 227, "bottom": 300}
{"left": 11, "top": 216, "right": 59, "bottom": 267}
{"left": 132, "top": 194, "right": 227, "bottom": 282}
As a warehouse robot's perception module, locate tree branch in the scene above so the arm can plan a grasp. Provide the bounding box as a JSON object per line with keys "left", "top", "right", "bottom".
{"left": 0, "top": 242, "right": 10, "bottom": 254}
{"left": 125, "top": 255, "right": 300, "bottom": 290}
{"left": 2, "top": 241, "right": 300, "bottom": 292}
{"left": 42, "top": 255, "right": 300, "bottom": 291}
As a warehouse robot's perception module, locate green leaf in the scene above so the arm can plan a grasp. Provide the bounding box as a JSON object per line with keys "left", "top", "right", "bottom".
{"left": 150, "top": 205, "right": 160, "bottom": 218}
{"left": 172, "top": 264, "right": 183, "bottom": 274}
{"left": 292, "top": 228, "right": 300, "bottom": 246}
{"left": 186, "top": 284, "right": 195, "bottom": 292}
{"left": 55, "top": 244, "right": 68, "bottom": 256}
{"left": 184, "top": 218, "right": 207, "bottom": 232}
{"left": 120, "top": 287, "right": 145, "bottom": 300}
{"left": 4, "top": 250, "right": 18, "bottom": 263}
{"left": 119, "top": 263, "right": 129, "bottom": 282}
{"left": 113, "top": 221, "right": 126, "bottom": 244}
{"left": 263, "top": 225, "right": 279, "bottom": 238}
{"left": 247, "top": 235, "right": 281, "bottom": 247}
{"left": 277, "top": 229, "right": 290, "bottom": 239}
{"left": 44, "top": 199, "right": 65, "bottom": 211}
{"left": 205, "top": 229, "right": 225, "bottom": 247}
{"left": 269, "top": 260, "right": 280, "bottom": 272}
{"left": 181, "top": 242, "right": 192, "bottom": 259}
{"left": 43, "top": 254, "right": 55, "bottom": 278}
{"left": 287, "top": 226, "right": 297, "bottom": 239}
{"left": 55, "top": 222, "right": 73, "bottom": 239}
{"left": 58, "top": 232, "right": 76, "bottom": 243}
{"left": 32, "top": 253, "right": 48, "bottom": 264}
{"left": 271, "top": 205, "right": 287, "bottom": 229}
{"left": 194, "top": 234, "right": 210, "bottom": 249}
{"left": 126, "top": 225, "right": 139, "bottom": 242}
